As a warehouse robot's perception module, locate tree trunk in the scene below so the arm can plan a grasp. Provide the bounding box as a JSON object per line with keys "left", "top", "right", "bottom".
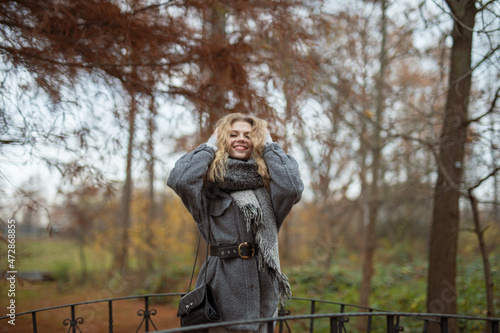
{"left": 145, "top": 95, "right": 156, "bottom": 274}
{"left": 490, "top": 113, "right": 499, "bottom": 224}
{"left": 114, "top": 95, "right": 137, "bottom": 272}
{"left": 468, "top": 190, "right": 495, "bottom": 333}
{"left": 426, "top": 2, "right": 476, "bottom": 332}
{"left": 78, "top": 229, "right": 88, "bottom": 282}
{"left": 195, "top": 3, "right": 231, "bottom": 263}
{"left": 202, "top": 2, "right": 230, "bottom": 140}
{"left": 357, "top": 1, "right": 387, "bottom": 330}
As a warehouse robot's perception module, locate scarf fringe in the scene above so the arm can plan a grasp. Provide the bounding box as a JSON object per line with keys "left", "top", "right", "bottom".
{"left": 265, "top": 266, "right": 292, "bottom": 307}
{"left": 242, "top": 202, "right": 291, "bottom": 306}
{"left": 238, "top": 203, "right": 261, "bottom": 233}
{"left": 277, "top": 273, "right": 292, "bottom": 307}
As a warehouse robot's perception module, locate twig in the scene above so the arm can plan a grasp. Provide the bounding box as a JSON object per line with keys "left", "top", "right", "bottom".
{"left": 468, "top": 86, "right": 500, "bottom": 124}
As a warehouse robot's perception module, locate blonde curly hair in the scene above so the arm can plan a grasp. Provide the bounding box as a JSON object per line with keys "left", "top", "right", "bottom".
{"left": 207, "top": 113, "right": 270, "bottom": 187}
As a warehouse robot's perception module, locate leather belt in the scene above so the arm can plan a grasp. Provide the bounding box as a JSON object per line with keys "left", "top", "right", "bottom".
{"left": 209, "top": 242, "right": 256, "bottom": 259}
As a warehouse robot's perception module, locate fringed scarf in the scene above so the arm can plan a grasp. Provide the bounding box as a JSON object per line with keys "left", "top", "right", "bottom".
{"left": 215, "top": 158, "right": 291, "bottom": 306}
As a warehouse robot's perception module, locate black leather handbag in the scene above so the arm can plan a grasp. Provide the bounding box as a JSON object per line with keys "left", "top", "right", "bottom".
{"left": 177, "top": 283, "right": 221, "bottom": 326}
{"left": 177, "top": 231, "right": 221, "bottom": 329}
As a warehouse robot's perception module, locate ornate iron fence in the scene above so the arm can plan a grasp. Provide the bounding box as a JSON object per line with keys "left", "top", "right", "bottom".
{"left": 1, "top": 293, "right": 498, "bottom": 333}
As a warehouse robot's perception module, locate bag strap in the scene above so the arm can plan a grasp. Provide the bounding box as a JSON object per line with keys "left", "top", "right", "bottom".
{"left": 186, "top": 234, "right": 200, "bottom": 293}
{"left": 186, "top": 223, "right": 210, "bottom": 293}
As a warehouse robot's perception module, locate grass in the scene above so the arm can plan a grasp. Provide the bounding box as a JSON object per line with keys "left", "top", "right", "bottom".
{"left": 0, "top": 236, "right": 498, "bottom": 332}
{"left": 13, "top": 236, "right": 112, "bottom": 277}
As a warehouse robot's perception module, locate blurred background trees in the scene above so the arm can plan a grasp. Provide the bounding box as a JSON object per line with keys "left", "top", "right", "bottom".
{"left": 1, "top": 0, "right": 499, "bottom": 331}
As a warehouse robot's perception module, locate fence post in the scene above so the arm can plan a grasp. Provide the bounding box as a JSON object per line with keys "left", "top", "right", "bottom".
{"left": 63, "top": 304, "right": 84, "bottom": 333}
{"left": 310, "top": 300, "right": 316, "bottom": 333}
{"left": 108, "top": 300, "right": 113, "bottom": 333}
{"left": 492, "top": 320, "right": 499, "bottom": 333}
{"left": 145, "top": 297, "right": 150, "bottom": 332}
{"left": 386, "top": 315, "right": 395, "bottom": 333}
{"left": 440, "top": 317, "right": 448, "bottom": 333}
{"left": 72, "top": 305, "right": 76, "bottom": 333}
{"left": 331, "top": 316, "right": 338, "bottom": 333}
{"left": 32, "top": 312, "right": 38, "bottom": 333}
{"left": 367, "top": 308, "right": 373, "bottom": 333}
{"left": 62, "top": 305, "right": 84, "bottom": 333}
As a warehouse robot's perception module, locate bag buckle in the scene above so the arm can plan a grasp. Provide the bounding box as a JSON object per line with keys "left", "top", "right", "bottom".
{"left": 238, "top": 242, "right": 255, "bottom": 259}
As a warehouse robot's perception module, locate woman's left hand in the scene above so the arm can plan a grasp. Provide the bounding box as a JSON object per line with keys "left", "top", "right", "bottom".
{"left": 264, "top": 127, "right": 273, "bottom": 144}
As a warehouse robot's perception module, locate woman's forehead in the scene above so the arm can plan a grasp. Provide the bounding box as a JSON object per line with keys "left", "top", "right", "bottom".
{"left": 230, "top": 121, "right": 253, "bottom": 132}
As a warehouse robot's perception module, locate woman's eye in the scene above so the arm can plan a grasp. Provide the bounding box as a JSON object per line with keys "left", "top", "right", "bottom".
{"left": 230, "top": 134, "right": 237, "bottom": 137}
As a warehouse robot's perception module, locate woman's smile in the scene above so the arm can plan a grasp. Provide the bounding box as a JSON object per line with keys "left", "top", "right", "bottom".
{"left": 233, "top": 144, "right": 248, "bottom": 150}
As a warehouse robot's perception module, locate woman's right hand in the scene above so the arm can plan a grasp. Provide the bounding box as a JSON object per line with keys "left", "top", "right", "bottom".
{"left": 212, "top": 127, "right": 219, "bottom": 139}
{"left": 207, "top": 127, "right": 219, "bottom": 150}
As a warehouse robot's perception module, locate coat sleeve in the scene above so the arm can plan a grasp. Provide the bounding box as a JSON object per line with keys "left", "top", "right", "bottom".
{"left": 167, "top": 144, "right": 215, "bottom": 224}
{"left": 264, "top": 142, "right": 304, "bottom": 229}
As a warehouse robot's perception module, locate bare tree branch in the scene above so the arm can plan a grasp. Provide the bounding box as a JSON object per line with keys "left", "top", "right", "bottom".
{"left": 469, "top": 166, "right": 500, "bottom": 191}
{"left": 477, "top": 0, "right": 498, "bottom": 13}
{"left": 468, "top": 86, "right": 500, "bottom": 124}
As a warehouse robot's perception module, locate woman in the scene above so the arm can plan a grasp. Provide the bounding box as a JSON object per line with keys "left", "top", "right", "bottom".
{"left": 167, "top": 113, "right": 303, "bottom": 332}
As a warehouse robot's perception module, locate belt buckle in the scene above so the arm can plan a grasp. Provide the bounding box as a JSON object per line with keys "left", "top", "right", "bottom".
{"left": 238, "top": 242, "right": 255, "bottom": 259}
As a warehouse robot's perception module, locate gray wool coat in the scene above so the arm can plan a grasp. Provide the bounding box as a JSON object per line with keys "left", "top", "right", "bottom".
{"left": 167, "top": 142, "right": 303, "bottom": 331}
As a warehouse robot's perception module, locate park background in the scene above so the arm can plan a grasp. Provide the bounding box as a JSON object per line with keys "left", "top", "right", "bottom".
{"left": 0, "top": 0, "right": 499, "bottom": 332}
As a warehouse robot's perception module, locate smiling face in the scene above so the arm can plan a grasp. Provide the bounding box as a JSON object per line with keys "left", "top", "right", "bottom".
{"left": 228, "top": 121, "right": 254, "bottom": 160}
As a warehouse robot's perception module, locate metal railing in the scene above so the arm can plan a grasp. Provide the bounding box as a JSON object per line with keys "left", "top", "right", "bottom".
{"left": 1, "top": 293, "right": 498, "bottom": 332}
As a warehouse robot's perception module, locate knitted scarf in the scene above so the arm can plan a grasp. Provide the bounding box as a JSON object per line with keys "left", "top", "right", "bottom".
{"left": 216, "top": 158, "right": 291, "bottom": 306}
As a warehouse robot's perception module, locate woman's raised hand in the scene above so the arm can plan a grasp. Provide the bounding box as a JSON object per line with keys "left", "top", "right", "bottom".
{"left": 212, "top": 128, "right": 219, "bottom": 139}
{"left": 264, "top": 126, "right": 273, "bottom": 144}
